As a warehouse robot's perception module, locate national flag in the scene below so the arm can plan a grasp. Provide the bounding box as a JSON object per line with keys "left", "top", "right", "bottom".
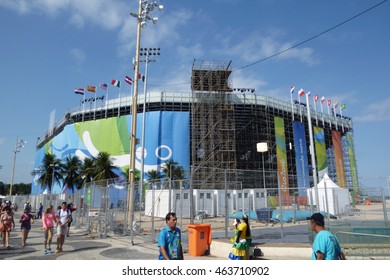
{"left": 314, "top": 95, "right": 319, "bottom": 102}
{"left": 327, "top": 99, "right": 331, "bottom": 106}
{"left": 290, "top": 86, "right": 295, "bottom": 94}
{"left": 74, "top": 88, "right": 84, "bottom": 95}
{"left": 87, "top": 85, "right": 96, "bottom": 93}
{"left": 125, "top": 75, "right": 133, "bottom": 85}
{"left": 298, "top": 89, "right": 305, "bottom": 97}
{"left": 111, "top": 79, "right": 121, "bottom": 88}
{"left": 99, "top": 83, "right": 108, "bottom": 91}
{"left": 334, "top": 101, "right": 339, "bottom": 108}
{"left": 321, "top": 96, "right": 326, "bottom": 103}
{"left": 341, "top": 104, "right": 346, "bottom": 110}
{"left": 138, "top": 73, "right": 142, "bottom": 79}
{"left": 141, "top": 75, "right": 145, "bottom": 82}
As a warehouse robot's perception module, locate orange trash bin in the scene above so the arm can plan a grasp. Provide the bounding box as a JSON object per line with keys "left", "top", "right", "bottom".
{"left": 187, "top": 224, "right": 212, "bottom": 256}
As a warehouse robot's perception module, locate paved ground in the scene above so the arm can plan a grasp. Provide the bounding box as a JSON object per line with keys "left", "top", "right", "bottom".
{"left": 0, "top": 217, "right": 223, "bottom": 260}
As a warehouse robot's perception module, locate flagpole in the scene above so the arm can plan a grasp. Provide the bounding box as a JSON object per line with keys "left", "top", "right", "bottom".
{"left": 105, "top": 85, "right": 109, "bottom": 118}
{"left": 340, "top": 105, "right": 344, "bottom": 132}
{"left": 298, "top": 93, "right": 302, "bottom": 122}
{"left": 320, "top": 97, "right": 325, "bottom": 126}
{"left": 82, "top": 90, "right": 85, "bottom": 122}
{"left": 118, "top": 87, "right": 121, "bottom": 117}
{"left": 313, "top": 95, "right": 318, "bottom": 125}
{"left": 290, "top": 86, "right": 295, "bottom": 121}
{"left": 305, "top": 92, "right": 320, "bottom": 213}
{"left": 327, "top": 100, "right": 331, "bottom": 128}
{"left": 94, "top": 89, "right": 97, "bottom": 120}
{"left": 333, "top": 104, "right": 338, "bottom": 130}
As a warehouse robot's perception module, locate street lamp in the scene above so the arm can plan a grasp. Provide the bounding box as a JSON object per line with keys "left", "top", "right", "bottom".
{"left": 9, "top": 137, "right": 27, "bottom": 195}
{"left": 256, "top": 142, "right": 268, "bottom": 206}
{"left": 128, "top": 0, "right": 163, "bottom": 244}
{"left": 139, "top": 47, "right": 160, "bottom": 195}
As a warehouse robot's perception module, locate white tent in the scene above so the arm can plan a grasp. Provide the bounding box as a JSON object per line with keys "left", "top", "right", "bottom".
{"left": 308, "top": 173, "right": 351, "bottom": 216}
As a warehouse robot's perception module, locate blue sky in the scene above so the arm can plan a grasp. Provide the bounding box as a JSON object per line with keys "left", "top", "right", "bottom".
{"left": 0, "top": 0, "right": 389, "bottom": 189}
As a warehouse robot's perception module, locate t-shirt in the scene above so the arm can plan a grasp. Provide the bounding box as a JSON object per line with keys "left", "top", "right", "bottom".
{"left": 42, "top": 212, "right": 56, "bottom": 229}
{"left": 20, "top": 213, "right": 33, "bottom": 228}
{"left": 158, "top": 225, "right": 182, "bottom": 260}
{"left": 311, "top": 230, "right": 342, "bottom": 260}
{"left": 56, "top": 209, "right": 71, "bottom": 224}
{"left": 237, "top": 223, "right": 247, "bottom": 240}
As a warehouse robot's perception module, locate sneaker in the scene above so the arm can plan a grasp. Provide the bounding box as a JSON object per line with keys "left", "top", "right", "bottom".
{"left": 48, "top": 248, "right": 53, "bottom": 254}
{"left": 44, "top": 249, "right": 48, "bottom": 255}
{"left": 55, "top": 248, "right": 60, "bottom": 253}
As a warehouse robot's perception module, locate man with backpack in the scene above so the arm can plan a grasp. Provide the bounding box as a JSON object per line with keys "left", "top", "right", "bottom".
{"left": 55, "top": 201, "right": 72, "bottom": 253}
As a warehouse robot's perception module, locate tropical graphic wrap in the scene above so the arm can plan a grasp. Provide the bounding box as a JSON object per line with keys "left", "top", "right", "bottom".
{"left": 347, "top": 133, "right": 359, "bottom": 195}
{"left": 332, "top": 130, "right": 346, "bottom": 187}
{"left": 274, "top": 117, "right": 289, "bottom": 196}
{"left": 314, "top": 126, "right": 328, "bottom": 179}
{"left": 31, "top": 111, "right": 190, "bottom": 194}
{"left": 292, "top": 121, "right": 310, "bottom": 195}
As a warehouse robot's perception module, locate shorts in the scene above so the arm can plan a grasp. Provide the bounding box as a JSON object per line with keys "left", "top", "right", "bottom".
{"left": 21, "top": 225, "right": 31, "bottom": 231}
{"left": 1, "top": 223, "right": 12, "bottom": 233}
{"left": 44, "top": 228, "right": 53, "bottom": 240}
{"left": 56, "top": 224, "right": 68, "bottom": 236}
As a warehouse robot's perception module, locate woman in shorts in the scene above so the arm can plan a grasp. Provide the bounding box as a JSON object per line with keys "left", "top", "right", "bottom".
{"left": 1, "top": 206, "right": 15, "bottom": 248}
{"left": 42, "top": 205, "right": 56, "bottom": 254}
{"left": 20, "top": 208, "right": 34, "bottom": 247}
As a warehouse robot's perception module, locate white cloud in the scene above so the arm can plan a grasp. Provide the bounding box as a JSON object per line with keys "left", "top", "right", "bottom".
{"left": 69, "top": 48, "right": 86, "bottom": 65}
{"left": 354, "top": 97, "right": 390, "bottom": 122}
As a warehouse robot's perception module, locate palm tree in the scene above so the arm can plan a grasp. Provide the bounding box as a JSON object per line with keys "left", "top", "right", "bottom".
{"left": 161, "top": 160, "right": 186, "bottom": 189}
{"left": 34, "top": 152, "right": 63, "bottom": 194}
{"left": 78, "top": 157, "right": 96, "bottom": 187}
{"left": 61, "top": 155, "right": 82, "bottom": 193}
{"left": 146, "top": 169, "right": 163, "bottom": 189}
{"left": 93, "top": 152, "right": 118, "bottom": 184}
{"left": 121, "top": 166, "right": 141, "bottom": 183}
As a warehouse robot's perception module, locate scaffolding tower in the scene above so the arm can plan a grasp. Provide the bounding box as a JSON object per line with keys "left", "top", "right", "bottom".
{"left": 191, "top": 60, "right": 236, "bottom": 187}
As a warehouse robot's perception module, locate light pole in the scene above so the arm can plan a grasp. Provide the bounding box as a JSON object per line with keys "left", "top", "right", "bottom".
{"left": 139, "top": 47, "right": 160, "bottom": 197}
{"left": 128, "top": 0, "right": 163, "bottom": 244}
{"left": 256, "top": 142, "right": 268, "bottom": 207}
{"left": 9, "top": 137, "right": 27, "bottom": 196}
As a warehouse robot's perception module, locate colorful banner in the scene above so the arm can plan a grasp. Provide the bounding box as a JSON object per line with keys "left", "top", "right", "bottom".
{"left": 274, "top": 117, "right": 289, "bottom": 196}
{"left": 332, "top": 131, "right": 346, "bottom": 187}
{"left": 292, "top": 121, "right": 310, "bottom": 195}
{"left": 314, "top": 126, "right": 328, "bottom": 179}
{"left": 347, "top": 133, "right": 359, "bottom": 195}
{"left": 31, "top": 111, "right": 190, "bottom": 194}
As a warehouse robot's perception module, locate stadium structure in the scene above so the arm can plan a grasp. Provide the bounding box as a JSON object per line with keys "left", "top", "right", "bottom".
{"left": 31, "top": 60, "right": 359, "bottom": 197}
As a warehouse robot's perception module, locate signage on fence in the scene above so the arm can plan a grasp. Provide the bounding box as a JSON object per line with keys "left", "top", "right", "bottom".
{"left": 88, "top": 209, "right": 99, "bottom": 217}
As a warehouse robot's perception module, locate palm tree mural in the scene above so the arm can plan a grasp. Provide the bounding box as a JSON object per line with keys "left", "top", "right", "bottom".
{"left": 34, "top": 152, "right": 63, "bottom": 194}
{"left": 93, "top": 152, "right": 118, "bottom": 185}
{"left": 61, "top": 155, "right": 82, "bottom": 193}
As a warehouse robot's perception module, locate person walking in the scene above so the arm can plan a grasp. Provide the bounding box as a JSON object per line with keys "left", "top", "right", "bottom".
{"left": 37, "top": 202, "right": 44, "bottom": 219}
{"left": 307, "top": 213, "right": 346, "bottom": 260}
{"left": 42, "top": 205, "right": 56, "bottom": 254}
{"left": 66, "top": 202, "right": 77, "bottom": 237}
{"left": 158, "top": 212, "right": 184, "bottom": 260}
{"left": 55, "top": 201, "right": 72, "bottom": 253}
{"left": 1, "top": 206, "right": 15, "bottom": 248}
{"left": 20, "top": 208, "right": 34, "bottom": 247}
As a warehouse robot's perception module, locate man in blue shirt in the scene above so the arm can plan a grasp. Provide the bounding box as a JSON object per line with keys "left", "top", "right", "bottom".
{"left": 158, "top": 212, "right": 184, "bottom": 260}
{"left": 307, "top": 213, "right": 346, "bottom": 260}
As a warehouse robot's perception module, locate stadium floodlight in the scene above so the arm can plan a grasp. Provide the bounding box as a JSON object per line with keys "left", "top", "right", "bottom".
{"left": 128, "top": 0, "right": 163, "bottom": 245}
{"left": 9, "top": 137, "right": 27, "bottom": 195}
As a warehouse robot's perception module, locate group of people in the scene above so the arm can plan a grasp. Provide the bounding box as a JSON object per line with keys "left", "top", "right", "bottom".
{"left": 157, "top": 211, "right": 345, "bottom": 261}
{"left": 0, "top": 200, "right": 77, "bottom": 254}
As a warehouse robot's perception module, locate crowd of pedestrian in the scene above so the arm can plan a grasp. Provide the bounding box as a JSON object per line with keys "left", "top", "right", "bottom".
{"left": 0, "top": 200, "right": 76, "bottom": 254}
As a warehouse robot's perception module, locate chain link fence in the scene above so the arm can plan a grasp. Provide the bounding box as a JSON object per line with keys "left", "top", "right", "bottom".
{"left": 4, "top": 173, "right": 389, "bottom": 247}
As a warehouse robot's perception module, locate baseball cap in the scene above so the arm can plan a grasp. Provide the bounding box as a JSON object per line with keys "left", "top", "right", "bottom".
{"left": 306, "top": 213, "right": 324, "bottom": 226}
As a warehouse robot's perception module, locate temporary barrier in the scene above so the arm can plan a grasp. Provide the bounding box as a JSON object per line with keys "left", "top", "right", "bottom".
{"left": 187, "top": 224, "right": 212, "bottom": 256}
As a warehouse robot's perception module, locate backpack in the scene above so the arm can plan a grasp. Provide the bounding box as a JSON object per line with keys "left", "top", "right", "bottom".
{"left": 57, "top": 209, "right": 71, "bottom": 217}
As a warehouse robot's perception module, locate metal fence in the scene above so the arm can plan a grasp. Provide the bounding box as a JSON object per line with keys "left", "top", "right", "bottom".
{"left": 4, "top": 173, "right": 390, "bottom": 247}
